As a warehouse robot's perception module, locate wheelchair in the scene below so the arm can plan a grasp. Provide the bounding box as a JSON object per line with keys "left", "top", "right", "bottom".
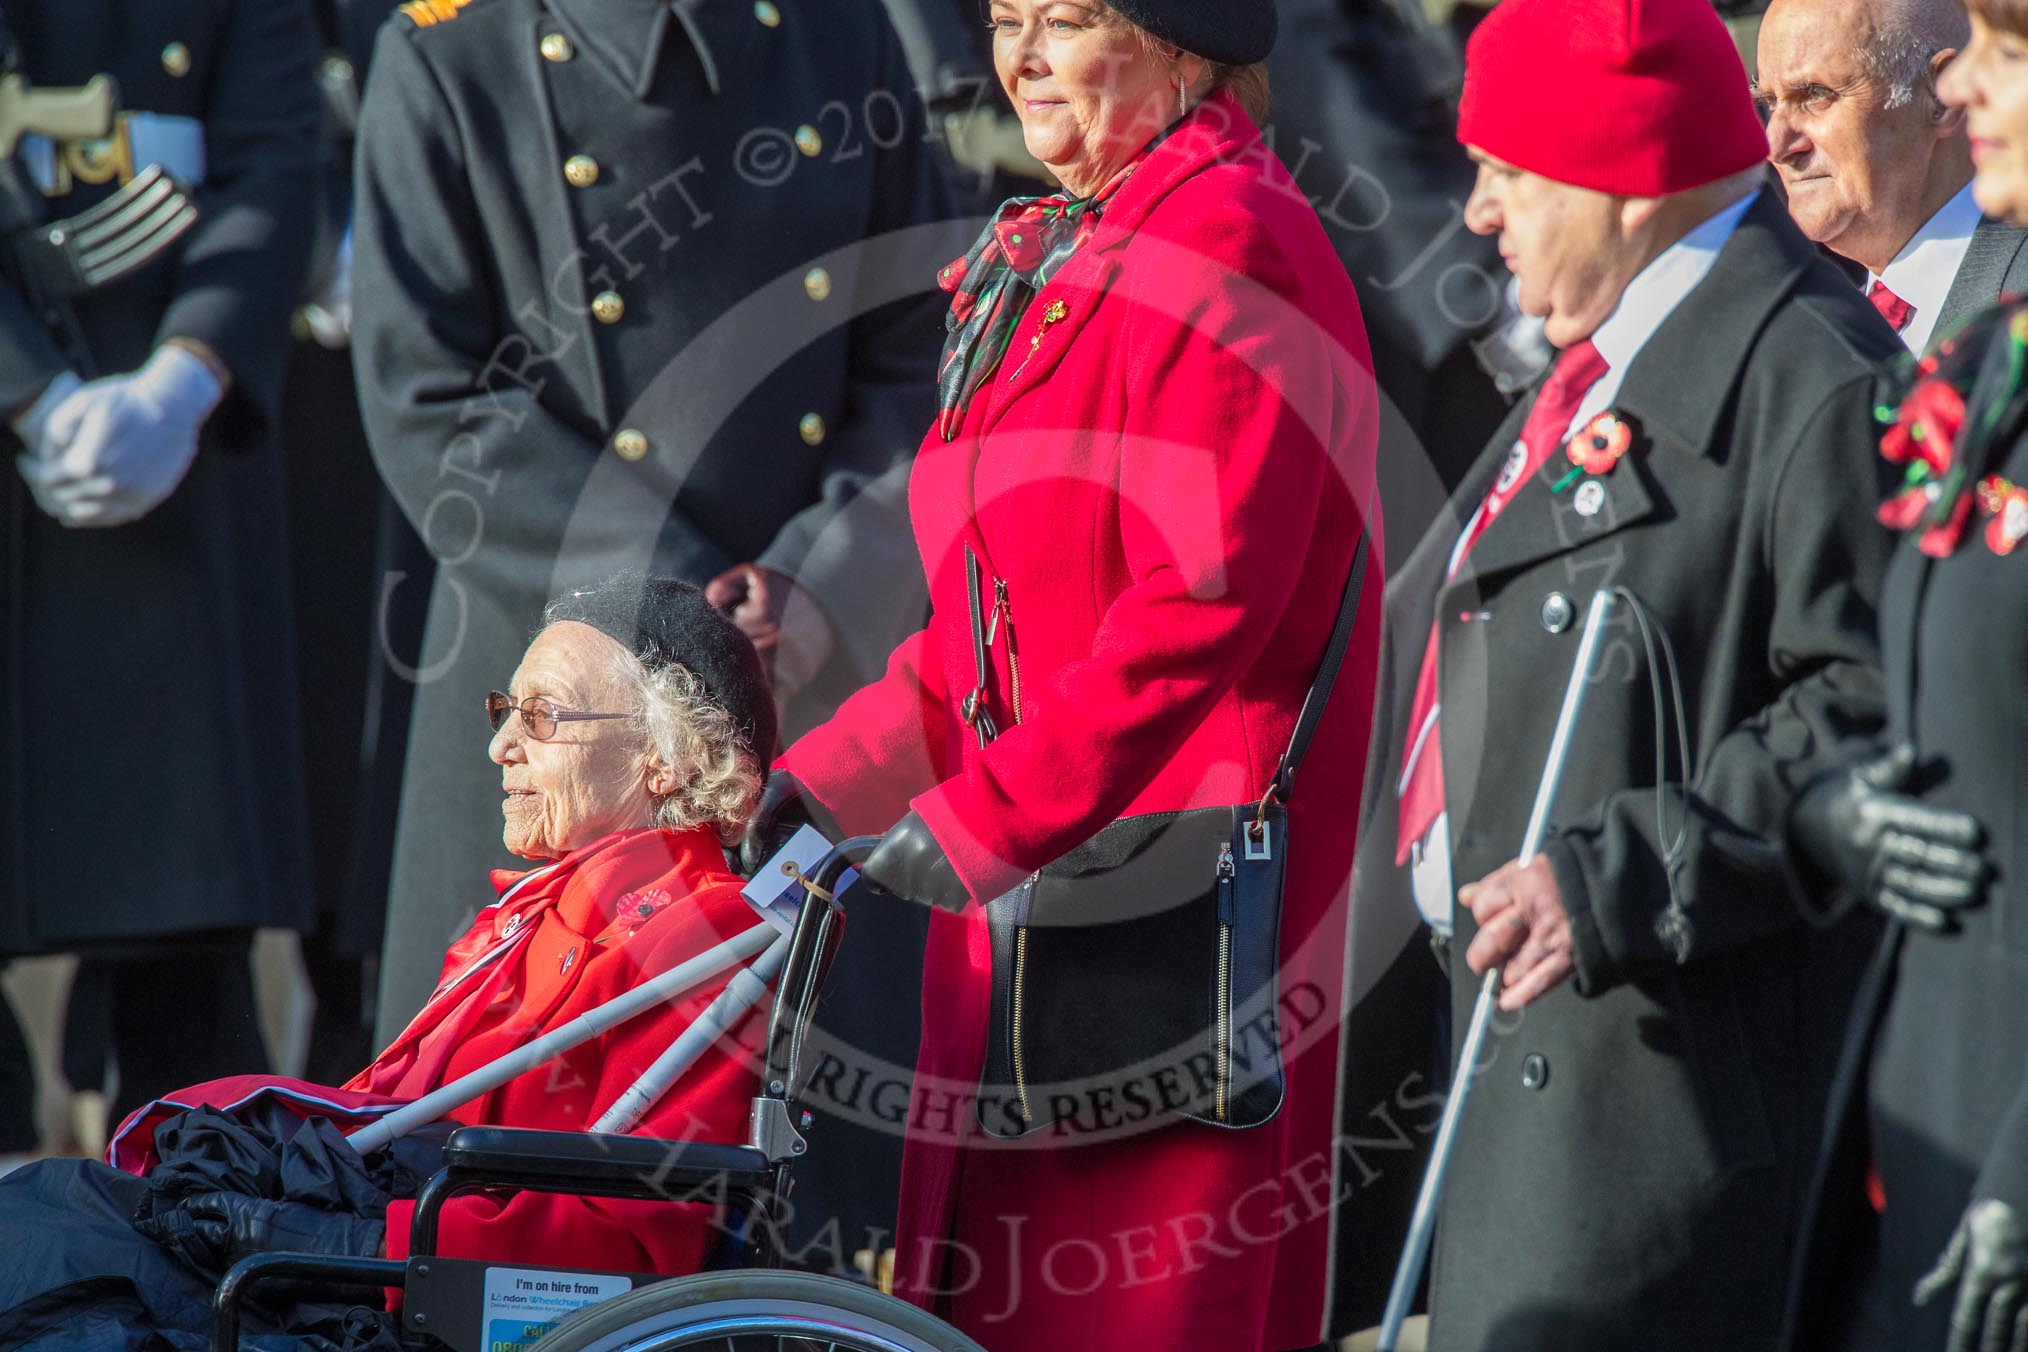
{"left": 209, "top": 840, "right": 986, "bottom": 1352}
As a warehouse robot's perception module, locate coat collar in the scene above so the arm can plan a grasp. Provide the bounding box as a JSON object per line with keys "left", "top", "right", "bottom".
{"left": 1608, "top": 189, "right": 1818, "bottom": 462}
{"left": 544, "top": 0, "right": 746, "bottom": 101}
{"left": 1087, "top": 90, "right": 1268, "bottom": 249}
{"left": 979, "top": 92, "right": 1265, "bottom": 411}
{"left": 1935, "top": 214, "right": 2028, "bottom": 345}
{"left": 1427, "top": 191, "right": 1821, "bottom": 592}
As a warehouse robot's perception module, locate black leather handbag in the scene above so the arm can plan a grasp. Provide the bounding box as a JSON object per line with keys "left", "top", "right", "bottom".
{"left": 968, "top": 531, "right": 1369, "bottom": 1139}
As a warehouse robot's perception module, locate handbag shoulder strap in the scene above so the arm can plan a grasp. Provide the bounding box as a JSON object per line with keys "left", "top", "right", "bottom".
{"left": 1269, "top": 527, "right": 1370, "bottom": 805}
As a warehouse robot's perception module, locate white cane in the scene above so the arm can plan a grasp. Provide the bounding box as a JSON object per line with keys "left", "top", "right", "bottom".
{"left": 345, "top": 925, "right": 777, "bottom": 1155}
{"left": 1376, "top": 589, "right": 1618, "bottom": 1352}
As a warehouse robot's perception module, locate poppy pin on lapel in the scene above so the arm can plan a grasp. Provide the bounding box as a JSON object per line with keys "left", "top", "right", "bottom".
{"left": 1978, "top": 475, "right": 2028, "bottom": 555}
{"left": 1554, "top": 412, "right": 1633, "bottom": 489}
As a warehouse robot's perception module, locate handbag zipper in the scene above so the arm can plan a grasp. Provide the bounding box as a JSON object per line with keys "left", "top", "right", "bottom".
{"left": 1011, "top": 919, "right": 1034, "bottom": 1126}
{"left": 1216, "top": 841, "right": 1236, "bottom": 1123}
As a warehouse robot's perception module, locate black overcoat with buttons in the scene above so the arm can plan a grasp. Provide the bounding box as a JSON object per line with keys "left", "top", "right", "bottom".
{"left": 0, "top": 0, "right": 322, "bottom": 950}
{"left": 1783, "top": 307, "right": 2028, "bottom": 1352}
{"left": 352, "top": 0, "right": 963, "bottom": 1029}
{"left": 1342, "top": 191, "right": 1899, "bottom": 1350}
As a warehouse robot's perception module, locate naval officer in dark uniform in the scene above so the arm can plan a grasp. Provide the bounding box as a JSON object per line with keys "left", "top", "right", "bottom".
{"left": 0, "top": 0, "right": 322, "bottom": 1150}
{"left": 352, "top": 0, "right": 961, "bottom": 1261}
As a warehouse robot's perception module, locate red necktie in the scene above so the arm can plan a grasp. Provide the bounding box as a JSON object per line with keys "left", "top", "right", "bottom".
{"left": 1869, "top": 281, "right": 1915, "bottom": 335}
{"left": 1395, "top": 340, "right": 1610, "bottom": 865}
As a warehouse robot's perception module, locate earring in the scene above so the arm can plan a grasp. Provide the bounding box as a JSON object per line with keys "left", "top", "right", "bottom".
{"left": 1177, "top": 76, "right": 1187, "bottom": 118}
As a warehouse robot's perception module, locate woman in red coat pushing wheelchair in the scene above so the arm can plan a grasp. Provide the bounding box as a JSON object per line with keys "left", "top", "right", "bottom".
{"left": 745, "top": 2, "right": 1385, "bottom": 1346}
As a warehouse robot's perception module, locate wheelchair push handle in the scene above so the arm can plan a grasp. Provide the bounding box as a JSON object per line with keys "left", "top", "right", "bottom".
{"left": 782, "top": 835, "right": 881, "bottom": 902}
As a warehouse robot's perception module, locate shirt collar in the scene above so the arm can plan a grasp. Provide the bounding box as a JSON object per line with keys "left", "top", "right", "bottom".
{"left": 1871, "top": 181, "right": 1982, "bottom": 343}
{"left": 1590, "top": 190, "right": 1759, "bottom": 376}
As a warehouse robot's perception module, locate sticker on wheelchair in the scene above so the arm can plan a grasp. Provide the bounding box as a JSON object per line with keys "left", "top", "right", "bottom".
{"left": 481, "top": 1265, "right": 632, "bottom": 1350}
{"left": 741, "top": 825, "right": 857, "bottom": 934}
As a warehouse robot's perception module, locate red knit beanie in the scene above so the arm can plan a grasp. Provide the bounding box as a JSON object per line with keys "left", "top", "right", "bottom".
{"left": 1457, "top": 0, "right": 1767, "bottom": 197}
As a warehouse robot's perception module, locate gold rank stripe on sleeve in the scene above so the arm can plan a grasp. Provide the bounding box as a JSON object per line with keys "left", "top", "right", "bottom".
{"left": 397, "top": 0, "right": 472, "bottom": 27}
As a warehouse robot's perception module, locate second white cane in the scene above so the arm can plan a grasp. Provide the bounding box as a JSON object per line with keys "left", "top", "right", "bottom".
{"left": 1376, "top": 589, "right": 1619, "bottom": 1351}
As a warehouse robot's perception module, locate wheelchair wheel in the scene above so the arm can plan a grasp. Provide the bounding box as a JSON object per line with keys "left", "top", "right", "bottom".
{"left": 529, "top": 1270, "right": 989, "bottom": 1352}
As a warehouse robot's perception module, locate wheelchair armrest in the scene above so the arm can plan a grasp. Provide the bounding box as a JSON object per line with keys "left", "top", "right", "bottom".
{"left": 408, "top": 1127, "right": 778, "bottom": 1260}
{"left": 443, "top": 1125, "right": 771, "bottom": 1190}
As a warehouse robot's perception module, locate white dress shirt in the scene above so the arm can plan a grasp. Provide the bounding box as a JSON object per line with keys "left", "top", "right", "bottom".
{"left": 1409, "top": 190, "right": 1758, "bottom": 933}
{"left": 1869, "top": 182, "right": 1983, "bottom": 355}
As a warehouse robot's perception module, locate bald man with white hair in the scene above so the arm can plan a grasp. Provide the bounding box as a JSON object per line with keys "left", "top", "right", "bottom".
{"left": 1759, "top": 0, "right": 2028, "bottom": 351}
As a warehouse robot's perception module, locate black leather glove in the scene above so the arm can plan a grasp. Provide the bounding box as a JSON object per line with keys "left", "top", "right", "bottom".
{"left": 146, "top": 1191, "right": 385, "bottom": 1274}
{"left": 1788, "top": 743, "right": 1990, "bottom": 931}
{"left": 861, "top": 810, "right": 972, "bottom": 913}
{"left": 1916, "top": 1198, "right": 2028, "bottom": 1352}
{"left": 739, "top": 770, "right": 838, "bottom": 877}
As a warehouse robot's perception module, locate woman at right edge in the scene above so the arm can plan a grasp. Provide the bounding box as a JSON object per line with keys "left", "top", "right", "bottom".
{"left": 744, "top": 0, "right": 1383, "bottom": 1347}
{"left": 1784, "top": 3, "right": 2028, "bottom": 1349}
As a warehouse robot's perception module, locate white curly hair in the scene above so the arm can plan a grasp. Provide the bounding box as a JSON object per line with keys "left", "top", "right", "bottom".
{"left": 542, "top": 615, "right": 765, "bottom": 845}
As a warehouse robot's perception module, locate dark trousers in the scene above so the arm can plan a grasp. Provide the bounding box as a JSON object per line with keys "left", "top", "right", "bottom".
{"left": 61, "top": 932, "right": 269, "bottom": 1123}
{"left": 0, "top": 989, "right": 35, "bottom": 1150}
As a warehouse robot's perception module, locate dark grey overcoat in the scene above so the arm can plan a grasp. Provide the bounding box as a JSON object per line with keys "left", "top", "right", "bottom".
{"left": 1346, "top": 191, "right": 1900, "bottom": 1350}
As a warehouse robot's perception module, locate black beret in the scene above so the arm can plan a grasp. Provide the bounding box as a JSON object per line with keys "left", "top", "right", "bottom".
{"left": 1107, "top": 0, "right": 1276, "bottom": 66}
{"left": 543, "top": 572, "right": 778, "bottom": 762}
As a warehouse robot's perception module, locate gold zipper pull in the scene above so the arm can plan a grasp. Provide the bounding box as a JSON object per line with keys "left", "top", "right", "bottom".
{"left": 985, "top": 578, "right": 1008, "bottom": 648}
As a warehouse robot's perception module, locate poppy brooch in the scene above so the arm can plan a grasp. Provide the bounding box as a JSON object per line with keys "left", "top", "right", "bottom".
{"left": 1552, "top": 411, "right": 1636, "bottom": 517}
{"left": 1978, "top": 475, "right": 2028, "bottom": 556}
{"left": 1870, "top": 307, "right": 2028, "bottom": 558}
{"left": 595, "top": 888, "right": 673, "bottom": 945}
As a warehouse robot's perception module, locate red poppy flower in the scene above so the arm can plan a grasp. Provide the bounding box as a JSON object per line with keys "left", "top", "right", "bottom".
{"left": 1566, "top": 412, "right": 1633, "bottom": 476}
{"left": 1878, "top": 488, "right": 1931, "bottom": 531}
{"left": 1918, "top": 489, "right": 1978, "bottom": 559}
{"left": 596, "top": 887, "right": 673, "bottom": 944}
{"left": 1880, "top": 377, "right": 1966, "bottom": 477}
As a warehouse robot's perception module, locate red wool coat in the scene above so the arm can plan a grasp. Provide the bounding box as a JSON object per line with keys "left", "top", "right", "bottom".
{"left": 781, "top": 91, "right": 1383, "bottom": 1352}
{"left": 114, "top": 828, "right": 768, "bottom": 1277}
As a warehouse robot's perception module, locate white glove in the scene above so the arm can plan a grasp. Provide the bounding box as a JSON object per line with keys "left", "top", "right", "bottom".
{"left": 10, "top": 371, "right": 84, "bottom": 519}
{"left": 17, "top": 344, "right": 223, "bottom": 528}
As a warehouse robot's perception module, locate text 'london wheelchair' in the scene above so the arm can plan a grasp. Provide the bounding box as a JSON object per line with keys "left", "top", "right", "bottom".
{"left": 209, "top": 838, "right": 987, "bottom": 1352}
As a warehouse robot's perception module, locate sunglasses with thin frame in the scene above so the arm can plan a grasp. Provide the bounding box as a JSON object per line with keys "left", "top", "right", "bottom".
{"left": 486, "top": 691, "right": 631, "bottom": 741}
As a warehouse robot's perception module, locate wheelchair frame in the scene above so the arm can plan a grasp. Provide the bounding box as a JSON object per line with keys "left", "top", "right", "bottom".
{"left": 210, "top": 839, "right": 871, "bottom": 1352}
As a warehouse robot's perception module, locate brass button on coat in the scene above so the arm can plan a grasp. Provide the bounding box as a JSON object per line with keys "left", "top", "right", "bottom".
{"left": 798, "top": 414, "right": 826, "bottom": 446}
{"left": 803, "top": 268, "right": 831, "bottom": 302}
{"left": 613, "top": 429, "right": 649, "bottom": 461}
{"left": 161, "top": 42, "right": 192, "bottom": 77}
{"left": 563, "top": 154, "right": 600, "bottom": 188}
{"left": 754, "top": 0, "right": 782, "bottom": 26}
{"left": 590, "top": 290, "right": 625, "bottom": 324}
{"left": 540, "top": 32, "right": 574, "bottom": 62}
{"left": 794, "top": 125, "right": 822, "bottom": 157}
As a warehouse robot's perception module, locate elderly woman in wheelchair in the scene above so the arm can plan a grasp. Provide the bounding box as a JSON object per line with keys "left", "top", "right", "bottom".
{"left": 0, "top": 575, "right": 878, "bottom": 1349}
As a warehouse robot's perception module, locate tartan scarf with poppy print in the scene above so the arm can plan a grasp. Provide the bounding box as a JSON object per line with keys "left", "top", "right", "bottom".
{"left": 934, "top": 160, "right": 1141, "bottom": 440}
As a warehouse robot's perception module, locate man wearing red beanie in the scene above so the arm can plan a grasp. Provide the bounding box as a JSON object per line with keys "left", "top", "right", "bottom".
{"left": 1344, "top": 0, "right": 1903, "bottom": 1346}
